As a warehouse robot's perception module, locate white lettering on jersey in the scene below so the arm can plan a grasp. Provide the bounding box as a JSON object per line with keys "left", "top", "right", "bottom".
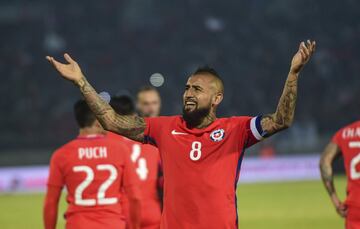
{"left": 78, "top": 147, "right": 107, "bottom": 160}
{"left": 171, "top": 130, "right": 188, "bottom": 135}
{"left": 131, "top": 144, "right": 149, "bottom": 180}
{"left": 342, "top": 127, "right": 360, "bottom": 139}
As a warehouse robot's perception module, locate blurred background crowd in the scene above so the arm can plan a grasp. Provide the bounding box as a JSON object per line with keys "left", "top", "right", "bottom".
{"left": 0, "top": 0, "right": 359, "bottom": 165}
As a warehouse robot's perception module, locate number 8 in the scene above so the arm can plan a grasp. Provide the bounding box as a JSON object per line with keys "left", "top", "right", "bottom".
{"left": 190, "top": 141, "right": 202, "bottom": 161}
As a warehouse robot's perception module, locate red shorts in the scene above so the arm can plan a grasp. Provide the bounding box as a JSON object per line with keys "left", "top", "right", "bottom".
{"left": 66, "top": 213, "right": 125, "bottom": 229}
{"left": 346, "top": 207, "right": 360, "bottom": 229}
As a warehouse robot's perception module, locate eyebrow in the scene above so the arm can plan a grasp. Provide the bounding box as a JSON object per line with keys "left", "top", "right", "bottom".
{"left": 186, "top": 84, "right": 203, "bottom": 91}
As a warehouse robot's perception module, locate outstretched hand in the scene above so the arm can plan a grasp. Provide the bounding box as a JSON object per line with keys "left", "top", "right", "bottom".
{"left": 290, "top": 40, "right": 316, "bottom": 74}
{"left": 46, "top": 53, "right": 84, "bottom": 84}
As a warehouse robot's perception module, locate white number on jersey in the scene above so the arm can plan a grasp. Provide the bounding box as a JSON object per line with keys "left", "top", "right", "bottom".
{"left": 73, "top": 164, "right": 118, "bottom": 206}
{"left": 350, "top": 153, "right": 360, "bottom": 180}
{"left": 131, "top": 144, "right": 149, "bottom": 180}
{"left": 190, "top": 141, "right": 202, "bottom": 161}
{"left": 349, "top": 141, "right": 360, "bottom": 180}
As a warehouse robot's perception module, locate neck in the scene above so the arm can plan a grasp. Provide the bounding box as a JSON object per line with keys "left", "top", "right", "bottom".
{"left": 79, "top": 126, "right": 105, "bottom": 136}
{"left": 190, "top": 112, "right": 216, "bottom": 129}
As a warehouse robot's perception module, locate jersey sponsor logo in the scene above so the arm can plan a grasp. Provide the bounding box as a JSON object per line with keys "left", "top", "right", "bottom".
{"left": 210, "top": 129, "right": 225, "bottom": 142}
{"left": 171, "top": 130, "right": 188, "bottom": 135}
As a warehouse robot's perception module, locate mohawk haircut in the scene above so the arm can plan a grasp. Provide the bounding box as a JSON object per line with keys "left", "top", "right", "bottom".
{"left": 192, "top": 66, "right": 224, "bottom": 93}
{"left": 192, "top": 66, "right": 221, "bottom": 79}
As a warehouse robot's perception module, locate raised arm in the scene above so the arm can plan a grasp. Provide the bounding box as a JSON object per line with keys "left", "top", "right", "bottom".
{"left": 319, "top": 142, "right": 346, "bottom": 217}
{"left": 46, "top": 54, "right": 145, "bottom": 142}
{"left": 261, "top": 40, "right": 316, "bottom": 136}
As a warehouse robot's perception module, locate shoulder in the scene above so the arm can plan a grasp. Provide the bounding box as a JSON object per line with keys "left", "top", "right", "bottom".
{"left": 144, "top": 115, "right": 181, "bottom": 129}
{"left": 333, "top": 120, "right": 360, "bottom": 139}
{"left": 104, "top": 136, "right": 131, "bottom": 151}
{"left": 145, "top": 115, "right": 179, "bottom": 123}
{"left": 220, "top": 116, "right": 254, "bottom": 127}
{"left": 51, "top": 139, "right": 78, "bottom": 163}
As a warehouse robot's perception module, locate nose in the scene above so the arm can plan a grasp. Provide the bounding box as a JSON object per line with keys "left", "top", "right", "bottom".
{"left": 184, "top": 88, "right": 194, "bottom": 98}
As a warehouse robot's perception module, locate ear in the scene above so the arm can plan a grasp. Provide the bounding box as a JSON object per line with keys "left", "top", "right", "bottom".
{"left": 213, "top": 93, "right": 223, "bottom": 106}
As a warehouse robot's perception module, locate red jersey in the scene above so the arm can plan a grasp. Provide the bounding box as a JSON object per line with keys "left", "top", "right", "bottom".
{"left": 332, "top": 121, "right": 360, "bottom": 208}
{"left": 107, "top": 132, "right": 162, "bottom": 228}
{"left": 144, "top": 115, "right": 264, "bottom": 229}
{"left": 47, "top": 134, "right": 140, "bottom": 229}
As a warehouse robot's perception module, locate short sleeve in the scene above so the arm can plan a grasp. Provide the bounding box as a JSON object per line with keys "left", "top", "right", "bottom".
{"left": 331, "top": 129, "right": 342, "bottom": 146}
{"left": 237, "top": 115, "right": 267, "bottom": 148}
{"left": 144, "top": 116, "right": 168, "bottom": 146}
{"left": 47, "top": 151, "right": 65, "bottom": 187}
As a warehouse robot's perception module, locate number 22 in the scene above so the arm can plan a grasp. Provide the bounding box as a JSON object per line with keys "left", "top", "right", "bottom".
{"left": 73, "top": 164, "right": 118, "bottom": 206}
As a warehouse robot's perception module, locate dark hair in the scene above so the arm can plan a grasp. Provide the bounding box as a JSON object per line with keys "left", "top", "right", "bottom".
{"left": 192, "top": 66, "right": 221, "bottom": 79}
{"left": 192, "top": 66, "right": 224, "bottom": 92}
{"left": 73, "top": 100, "right": 97, "bottom": 128}
{"left": 110, "top": 95, "right": 135, "bottom": 115}
{"left": 136, "top": 85, "right": 160, "bottom": 98}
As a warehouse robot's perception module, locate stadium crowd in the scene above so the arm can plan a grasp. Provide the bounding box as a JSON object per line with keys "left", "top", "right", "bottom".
{"left": 1, "top": 0, "right": 359, "bottom": 157}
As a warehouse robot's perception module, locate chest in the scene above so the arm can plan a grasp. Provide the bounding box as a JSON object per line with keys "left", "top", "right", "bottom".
{"left": 157, "top": 126, "right": 243, "bottom": 164}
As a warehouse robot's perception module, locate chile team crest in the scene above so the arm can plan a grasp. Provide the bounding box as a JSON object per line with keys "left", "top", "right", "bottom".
{"left": 210, "top": 129, "right": 225, "bottom": 142}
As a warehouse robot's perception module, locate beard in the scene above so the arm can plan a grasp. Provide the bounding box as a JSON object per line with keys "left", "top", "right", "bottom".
{"left": 182, "top": 105, "right": 211, "bottom": 128}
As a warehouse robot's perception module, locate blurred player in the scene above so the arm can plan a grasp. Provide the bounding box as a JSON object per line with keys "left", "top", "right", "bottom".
{"left": 109, "top": 95, "right": 162, "bottom": 229}
{"left": 43, "top": 100, "right": 141, "bottom": 229}
{"left": 136, "top": 86, "right": 164, "bottom": 207}
{"left": 136, "top": 86, "right": 161, "bottom": 117}
{"left": 47, "top": 40, "right": 315, "bottom": 228}
{"left": 320, "top": 120, "right": 360, "bottom": 229}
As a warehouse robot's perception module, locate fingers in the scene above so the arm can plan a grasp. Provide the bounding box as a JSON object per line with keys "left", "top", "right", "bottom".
{"left": 299, "top": 48, "right": 306, "bottom": 60}
{"left": 64, "top": 53, "right": 76, "bottom": 64}
{"left": 298, "top": 39, "right": 316, "bottom": 62}
{"left": 45, "top": 56, "right": 56, "bottom": 67}
{"left": 301, "top": 42, "right": 310, "bottom": 56}
{"left": 307, "top": 40, "right": 316, "bottom": 54}
{"left": 45, "top": 56, "right": 63, "bottom": 71}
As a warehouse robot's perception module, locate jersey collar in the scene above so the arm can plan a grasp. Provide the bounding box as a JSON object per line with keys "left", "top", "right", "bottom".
{"left": 77, "top": 134, "right": 106, "bottom": 139}
{"left": 177, "top": 116, "right": 221, "bottom": 135}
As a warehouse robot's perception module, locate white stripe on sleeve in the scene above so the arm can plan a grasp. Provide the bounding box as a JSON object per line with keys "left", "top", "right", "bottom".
{"left": 250, "top": 116, "right": 264, "bottom": 141}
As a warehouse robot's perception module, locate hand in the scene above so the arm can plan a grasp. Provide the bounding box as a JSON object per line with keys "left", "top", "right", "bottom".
{"left": 46, "top": 53, "right": 84, "bottom": 84}
{"left": 290, "top": 40, "right": 316, "bottom": 74}
{"left": 332, "top": 196, "right": 347, "bottom": 218}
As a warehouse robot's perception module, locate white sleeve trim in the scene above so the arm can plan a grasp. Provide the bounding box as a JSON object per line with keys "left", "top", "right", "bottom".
{"left": 250, "top": 116, "right": 264, "bottom": 141}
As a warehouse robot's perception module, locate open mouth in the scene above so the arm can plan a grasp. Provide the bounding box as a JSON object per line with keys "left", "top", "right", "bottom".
{"left": 185, "top": 101, "right": 197, "bottom": 108}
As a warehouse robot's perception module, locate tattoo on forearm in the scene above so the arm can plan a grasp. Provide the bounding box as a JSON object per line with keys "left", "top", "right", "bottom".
{"left": 319, "top": 143, "right": 341, "bottom": 198}
{"left": 261, "top": 73, "right": 298, "bottom": 136}
{"left": 320, "top": 162, "right": 336, "bottom": 196}
{"left": 77, "top": 78, "right": 146, "bottom": 142}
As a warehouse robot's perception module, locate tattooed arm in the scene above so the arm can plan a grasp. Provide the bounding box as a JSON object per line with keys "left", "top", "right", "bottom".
{"left": 46, "top": 54, "right": 145, "bottom": 142}
{"left": 319, "top": 142, "right": 347, "bottom": 217}
{"left": 261, "top": 40, "right": 316, "bottom": 136}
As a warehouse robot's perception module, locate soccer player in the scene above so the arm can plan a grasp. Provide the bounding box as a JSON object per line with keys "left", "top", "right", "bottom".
{"left": 136, "top": 86, "right": 161, "bottom": 117}
{"left": 320, "top": 121, "right": 360, "bottom": 228}
{"left": 43, "top": 100, "right": 141, "bottom": 229}
{"left": 135, "top": 86, "right": 164, "bottom": 207}
{"left": 109, "top": 95, "right": 162, "bottom": 229}
{"left": 46, "top": 40, "right": 316, "bottom": 228}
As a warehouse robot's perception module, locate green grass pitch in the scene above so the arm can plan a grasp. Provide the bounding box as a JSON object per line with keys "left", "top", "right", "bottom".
{"left": 0, "top": 176, "right": 346, "bottom": 229}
